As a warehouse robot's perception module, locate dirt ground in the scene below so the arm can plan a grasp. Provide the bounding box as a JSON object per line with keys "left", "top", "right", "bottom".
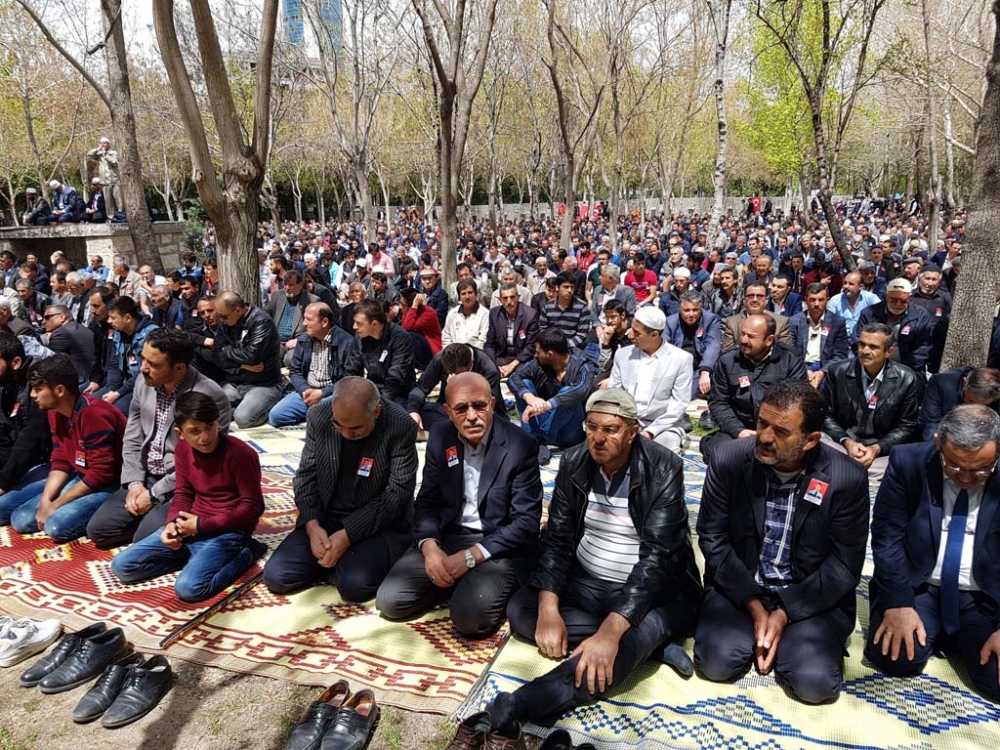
{"left": 0, "top": 654, "right": 533, "bottom": 750}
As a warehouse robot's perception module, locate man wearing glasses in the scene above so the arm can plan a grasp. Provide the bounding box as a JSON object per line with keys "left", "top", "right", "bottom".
{"left": 720, "top": 281, "right": 792, "bottom": 351}
{"left": 867, "top": 403, "right": 1000, "bottom": 702}
{"left": 377, "top": 372, "right": 541, "bottom": 638}
{"left": 476, "top": 389, "right": 700, "bottom": 746}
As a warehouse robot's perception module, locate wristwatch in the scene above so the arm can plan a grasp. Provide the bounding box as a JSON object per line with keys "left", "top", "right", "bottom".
{"left": 464, "top": 549, "right": 476, "bottom": 569}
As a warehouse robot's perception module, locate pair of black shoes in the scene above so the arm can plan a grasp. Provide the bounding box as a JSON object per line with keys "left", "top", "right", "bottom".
{"left": 19, "top": 621, "right": 172, "bottom": 728}
{"left": 285, "top": 680, "right": 381, "bottom": 750}
{"left": 538, "top": 729, "right": 596, "bottom": 750}
{"left": 72, "top": 652, "right": 173, "bottom": 727}
{"left": 20, "top": 623, "right": 127, "bottom": 693}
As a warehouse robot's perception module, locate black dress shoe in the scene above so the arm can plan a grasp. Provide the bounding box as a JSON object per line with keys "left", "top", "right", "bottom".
{"left": 538, "top": 728, "right": 572, "bottom": 750}
{"left": 39, "top": 627, "right": 127, "bottom": 694}
{"left": 698, "top": 410, "right": 717, "bottom": 431}
{"left": 101, "top": 655, "right": 173, "bottom": 728}
{"left": 285, "top": 680, "right": 351, "bottom": 750}
{"left": 658, "top": 642, "right": 694, "bottom": 678}
{"left": 20, "top": 623, "right": 107, "bottom": 688}
{"left": 319, "top": 689, "right": 380, "bottom": 750}
{"left": 72, "top": 652, "right": 145, "bottom": 723}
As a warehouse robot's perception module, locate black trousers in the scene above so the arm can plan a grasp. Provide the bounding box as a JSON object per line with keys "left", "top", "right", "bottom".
{"left": 865, "top": 582, "right": 1000, "bottom": 702}
{"left": 699, "top": 431, "right": 736, "bottom": 463}
{"left": 693, "top": 587, "right": 848, "bottom": 704}
{"left": 504, "top": 566, "right": 696, "bottom": 726}
{"left": 376, "top": 531, "right": 534, "bottom": 638}
{"left": 262, "top": 519, "right": 409, "bottom": 602}
{"left": 86, "top": 479, "right": 171, "bottom": 549}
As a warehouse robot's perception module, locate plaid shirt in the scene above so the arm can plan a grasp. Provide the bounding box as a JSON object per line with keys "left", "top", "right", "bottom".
{"left": 756, "top": 470, "right": 803, "bottom": 590}
{"left": 306, "top": 331, "right": 334, "bottom": 389}
{"left": 145, "top": 386, "right": 178, "bottom": 477}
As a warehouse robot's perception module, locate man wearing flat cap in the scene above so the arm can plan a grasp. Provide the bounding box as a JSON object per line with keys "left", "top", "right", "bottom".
{"left": 476, "top": 388, "right": 702, "bottom": 745}
{"left": 610, "top": 306, "right": 692, "bottom": 454}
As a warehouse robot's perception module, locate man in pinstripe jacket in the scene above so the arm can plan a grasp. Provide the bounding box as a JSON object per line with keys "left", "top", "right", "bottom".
{"left": 262, "top": 377, "right": 418, "bottom": 602}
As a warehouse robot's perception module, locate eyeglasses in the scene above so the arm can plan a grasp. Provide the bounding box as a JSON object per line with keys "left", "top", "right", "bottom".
{"left": 450, "top": 401, "right": 490, "bottom": 415}
{"left": 940, "top": 454, "right": 997, "bottom": 480}
{"left": 744, "top": 293, "right": 767, "bottom": 299}
{"left": 582, "top": 421, "right": 627, "bottom": 437}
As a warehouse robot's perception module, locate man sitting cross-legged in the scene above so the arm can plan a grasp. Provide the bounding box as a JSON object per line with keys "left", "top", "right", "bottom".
{"left": 473, "top": 389, "right": 701, "bottom": 747}
{"left": 262, "top": 377, "right": 418, "bottom": 602}
{"left": 111, "top": 392, "right": 265, "bottom": 601}
{"left": 377, "top": 372, "right": 542, "bottom": 638}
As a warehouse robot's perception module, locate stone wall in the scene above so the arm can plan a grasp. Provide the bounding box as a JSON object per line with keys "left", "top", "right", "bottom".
{"left": 0, "top": 222, "right": 187, "bottom": 270}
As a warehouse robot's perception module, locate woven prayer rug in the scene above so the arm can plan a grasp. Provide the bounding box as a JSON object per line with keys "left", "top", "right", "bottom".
{"left": 458, "top": 443, "right": 1000, "bottom": 750}
{"left": 0, "top": 427, "right": 507, "bottom": 713}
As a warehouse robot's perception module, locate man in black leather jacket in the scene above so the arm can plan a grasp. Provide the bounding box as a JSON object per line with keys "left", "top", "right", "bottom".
{"left": 481, "top": 388, "right": 702, "bottom": 743}
{"left": 203, "top": 291, "right": 284, "bottom": 428}
{"left": 823, "top": 322, "right": 920, "bottom": 481}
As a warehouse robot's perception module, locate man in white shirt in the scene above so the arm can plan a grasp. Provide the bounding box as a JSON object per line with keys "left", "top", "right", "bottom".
{"left": 442, "top": 279, "right": 489, "bottom": 349}
{"left": 868, "top": 404, "right": 1000, "bottom": 703}
{"left": 610, "top": 307, "right": 692, "bottom": 454}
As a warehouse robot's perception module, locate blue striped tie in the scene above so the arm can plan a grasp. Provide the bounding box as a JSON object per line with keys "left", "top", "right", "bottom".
{"left": 940, "top": 489, "right": 969, "bottom": 635}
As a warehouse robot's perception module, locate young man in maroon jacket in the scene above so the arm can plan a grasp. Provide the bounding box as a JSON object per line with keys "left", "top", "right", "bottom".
{"left": 4, "top": 354, "right": 125, "bottom": 542}
{"left": 111, "top": 391, "right": 265, "bottom": 601}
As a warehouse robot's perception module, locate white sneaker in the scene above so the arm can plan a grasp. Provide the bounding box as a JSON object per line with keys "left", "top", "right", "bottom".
{"left": 0, "top": 618, "right": 62, "bottom": 667}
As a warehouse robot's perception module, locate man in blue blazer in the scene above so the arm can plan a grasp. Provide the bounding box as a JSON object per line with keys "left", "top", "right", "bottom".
{"left": 377, "top": 372, "right": 542, "bottom": 638}
{"left": 867, "top": 404, "right": 1000, "bottom": 702}
{"left": 789, "top": 283, "right": 850, "bottom": 389}
{"left": 664, "top": 292, "right": 722, "bottom": 398}
{"left": 919, "top": 366, "right": 1000, "bottom": 441}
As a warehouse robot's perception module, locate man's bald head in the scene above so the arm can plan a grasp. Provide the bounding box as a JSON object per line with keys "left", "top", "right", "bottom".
{"left": 445, "top": 372, "right": 494, "bottom": 446}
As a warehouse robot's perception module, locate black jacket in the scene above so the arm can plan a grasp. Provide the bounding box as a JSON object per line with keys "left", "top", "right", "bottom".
{"left": 709, "top": 342, "right": 807, "bottom": 436}
{"left": 359, "top": 322, "right": 415, "bottom": 402}
{"left": 0, "top": 359, "right": 52, "bottom": 490}
{"left": 823, "top": 358, "right": 920, "bottom": 455}
{"left": 531, "top": 437, "right": 703, "bottom": 628}
{"left": 288, "top": 327, "right": 364, "bottom": 396}
{"left": 855, "top": 302, "right": 935, "bottom": 376}
{"left": 698, "top": 438, "right": 868, "bottom": 628}
{"left": 407, "top": 346, "right": 507, "bottom": 420}
{"left": 207, "top": 305, "right": 283, "bottom": 386}
{"left": 47, "top": 320, "right": 96, "bottom": 385}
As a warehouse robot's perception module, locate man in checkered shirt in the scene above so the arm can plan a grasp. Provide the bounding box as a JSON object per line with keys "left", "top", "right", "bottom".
{"left": 694, "top": 379, "right": 869, "bottom": 704}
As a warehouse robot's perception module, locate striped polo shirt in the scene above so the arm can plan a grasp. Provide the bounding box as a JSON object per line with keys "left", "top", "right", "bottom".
{"left": 576, "top": 466, "right": 639, "bottom": 583}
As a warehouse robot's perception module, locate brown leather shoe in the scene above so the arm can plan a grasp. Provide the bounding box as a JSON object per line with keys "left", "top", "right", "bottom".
{"left": 482, "top": 727, "right": 527, "bottom": 750}
{"left": 445, "top": 712, "right": 491, "bottom": 750}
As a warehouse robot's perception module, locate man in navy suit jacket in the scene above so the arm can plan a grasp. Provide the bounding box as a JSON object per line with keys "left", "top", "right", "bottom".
{"left": 664, "top": 294, "right": 722, "bottom": 398}
{"left": 867, "top": 404, "right": 1000, "bottom": 702}
{"left": 919, "top": 366, "right": 1000, "bottom": 441}
{"left": 695, "top": 379, "right": 869, "bottom": 704}
{"left": 789, "top": 283, "right": 850, "bottom": 389}
{"left": 377, "top": 372, "right": 542, "bottom": 638}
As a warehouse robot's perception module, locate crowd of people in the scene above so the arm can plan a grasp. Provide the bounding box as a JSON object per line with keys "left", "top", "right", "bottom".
{"left": 20, "top": 138, "right": 121, "bottom": 226}
{"left": 1, "top": 200, "right": 999, "bottom": 749}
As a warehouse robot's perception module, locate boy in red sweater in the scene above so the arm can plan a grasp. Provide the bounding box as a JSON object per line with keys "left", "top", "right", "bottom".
{"left": 5, "top": 354, "right": 125, "bottom": 542}
{"left": 111, "top": 392, "right": 266, "bottom": 601}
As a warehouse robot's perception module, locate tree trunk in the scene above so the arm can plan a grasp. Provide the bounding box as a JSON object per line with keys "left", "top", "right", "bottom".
{"left": 943, "top": 99, "right": 957, "bottom": 208}
{"left": 560, "top": 161, "right": 575, "bottom": 250}
{"left": 102, "top": 0, "right": 161, "bottom": 272}
{"left": 941, "top": 0, "right": 1000, "bottom": 369}
{"left": 809, "top": 92, "right": 854, "bottom": 271}
{"left": 707, "top": 0, "right": 731, "bottom": 241}
{"left": 922, "top": 0, "right": 941, "bottom": 254}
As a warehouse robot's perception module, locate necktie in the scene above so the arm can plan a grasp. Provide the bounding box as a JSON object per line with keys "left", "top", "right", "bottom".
{"left": 940, "top": 489, "right": 969, "bottom": 635}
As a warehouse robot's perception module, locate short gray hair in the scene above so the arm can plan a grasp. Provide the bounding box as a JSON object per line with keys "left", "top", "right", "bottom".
{"left": 601, "top": 264, "right": 621, "bottom": 282}
{"left": 938, "top": 404, "right": 1000, "bottom": 450}
{"left": 0, "top": 296, "right": 10, "bottom": 311}
{"left": 66, "top": 272, "right": 83, "bottom": 285}
{"left": 965, "top": 367, "right": 1000, "bottom": 402}
{"left": 332, "top": 376, "right": 380, "bottom": 416}
{"left": 113, "top": 257, "right": 129, "bottom": 268}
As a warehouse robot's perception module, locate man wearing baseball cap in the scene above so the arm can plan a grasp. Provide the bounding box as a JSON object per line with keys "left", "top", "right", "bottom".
{"left": 855, "top": 278, "right": 935, "bottom": 378}
{"left": 475, "top": 388, "right": 701, "bottom": 745}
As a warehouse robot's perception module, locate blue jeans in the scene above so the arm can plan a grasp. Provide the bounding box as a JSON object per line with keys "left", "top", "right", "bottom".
{"left": 112, "top": 527, "right": 257, "bottom": 602}
{"left": 0, "top": 464, "right": 51, "bottom": 524}
{"left": 8, "top": 476, "right": 118, "bottom": 543}
{"left": 268, "top": 392, "right": 332, "bottom": 427}
{"left": 514, "top": 381, "right": 586, "bottom": 447}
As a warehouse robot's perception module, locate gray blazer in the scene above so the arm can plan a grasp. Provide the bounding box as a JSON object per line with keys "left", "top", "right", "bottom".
{"left": 265, "top": 291, "right": 319, "bottom": 341}
{"left": 119, "top": 367, "right": 232, "bottom": 499}
{"left": 589, "top": 283, "right": 637, "bottom": 323}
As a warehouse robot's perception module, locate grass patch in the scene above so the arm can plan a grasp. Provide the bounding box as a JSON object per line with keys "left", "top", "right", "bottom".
{"left": 0, "top": 726, "right": 35, "bottom": 750}
{"left": 379, "top": 707, "right": 404, "bottom": 750}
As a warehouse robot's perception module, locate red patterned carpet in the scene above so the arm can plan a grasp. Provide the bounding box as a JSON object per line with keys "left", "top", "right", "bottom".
{"left": 0, "top": 467, "right": 506, "bottom": 713}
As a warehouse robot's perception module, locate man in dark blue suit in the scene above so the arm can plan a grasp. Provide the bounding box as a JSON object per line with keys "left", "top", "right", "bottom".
{"left": 766, "top": 273, "right": 803, "bottom": 319}
{"left": 919, "top": 366, "right": 1000, "bottom": 441}
{"left": 377, "top": 372, "right": 542, "bottom": 638}
{"left": 789, "top": 283, "right": 850, "bottom": 389}
{"left": 664, "top": 292, "right": 722, "bottom": 399}
{"left": 695, "top": 379, "right": 869, "bottom": 704}
{"left": 867, "top": 404, "right": 1000, "bottom": 702}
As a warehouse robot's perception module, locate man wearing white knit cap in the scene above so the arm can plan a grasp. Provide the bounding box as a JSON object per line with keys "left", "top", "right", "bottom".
{"left": 609, "top": 306, "right": 692, "bottom": 454}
